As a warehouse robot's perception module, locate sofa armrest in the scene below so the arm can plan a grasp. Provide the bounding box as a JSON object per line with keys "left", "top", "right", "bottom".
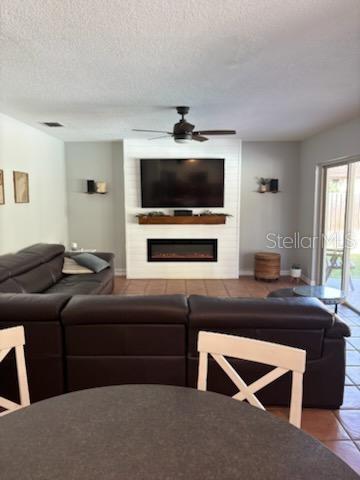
{"left": 325, "top": 314, "right": 351, "bottom": 338}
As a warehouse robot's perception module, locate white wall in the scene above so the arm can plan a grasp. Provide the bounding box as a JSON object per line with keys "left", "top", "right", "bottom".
{"left": 298, "top": 116, "right": 360, "bottom": 282}
{"left": 65, "top": 141, "right": 125, "bottom": 271}
{"left": 123, "top": 139, "right": 242, "bottom": 279}
{"left": 240, "top": 142, "right": 300, "bottom": 273}
{"left": 0, "top": 114, "right": 68, "bottom": 254}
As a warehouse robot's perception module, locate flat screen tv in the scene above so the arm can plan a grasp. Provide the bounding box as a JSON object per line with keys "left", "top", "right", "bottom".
{"left": 140, "top": 158, "right": 224, "bottom": 208}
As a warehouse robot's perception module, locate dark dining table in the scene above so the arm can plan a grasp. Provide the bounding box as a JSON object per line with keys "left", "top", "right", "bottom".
{"left": 0, "top": 385, "right": 358, "bottom": 479}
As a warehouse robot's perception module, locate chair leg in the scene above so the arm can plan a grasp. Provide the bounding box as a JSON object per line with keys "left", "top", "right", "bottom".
{"left": 197, "top": 352, "right": 208, "bottom": 391}
{"left": 289, "top": 372, "right": 303, "bottom": 428}
{"left": 15, "top": 346, "right": 30, "bottom": 407}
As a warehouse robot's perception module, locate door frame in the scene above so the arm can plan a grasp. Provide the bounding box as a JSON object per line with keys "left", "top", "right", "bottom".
{"left": 318, "top": 156, "right": 360, "bottom": 312}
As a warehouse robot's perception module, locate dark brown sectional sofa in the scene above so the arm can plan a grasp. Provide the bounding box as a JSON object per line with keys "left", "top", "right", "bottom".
{"left": 0, "top": 244, "right": 351, "bottom": 409}
{"left": 0, "top": 243, "right": 114, "bottom": 295}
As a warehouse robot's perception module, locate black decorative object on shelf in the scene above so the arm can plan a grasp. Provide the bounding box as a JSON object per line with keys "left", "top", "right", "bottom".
{"left": 269, "top": 179, "right": 279, "bottom": 193}
{"left": 87, "top": 180, "right": 96, "bottom": 194}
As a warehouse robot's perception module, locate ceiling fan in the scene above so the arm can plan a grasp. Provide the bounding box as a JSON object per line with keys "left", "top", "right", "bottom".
{"left": 133, "top": 106, "right": 236, "bottom": 143}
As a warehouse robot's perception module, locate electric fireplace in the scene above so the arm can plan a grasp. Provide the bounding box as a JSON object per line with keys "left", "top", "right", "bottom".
{"left": 147, "top": 239, "right": 217, "bottom": 262}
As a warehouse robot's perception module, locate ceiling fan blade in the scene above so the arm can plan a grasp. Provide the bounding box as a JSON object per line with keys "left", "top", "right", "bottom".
{"left": 193, "top": 130, "right": 236, "bottom": 135}
{"left": 192, "top": 135, "right": 208, "bottom": 142}
{"left": 149, "top": 135, "right": 172, "bottom": 140}
{"left": 133, "top": 129, "right": 172, "bottom": 134}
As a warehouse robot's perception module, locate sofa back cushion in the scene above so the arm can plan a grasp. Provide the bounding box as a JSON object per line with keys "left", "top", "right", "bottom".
{"left": 0, "top": 244, "right": 65, "bottom": 293}
{"left": 62, "top": 294, "right": 188, "bottom": 355}
{"left": 62, "top": 295, "right": 189, "bottom": 391}
{"left": 0, "top": 278, "right": 24, "bottom": 293}
{"left": 187, "top": 295, "right": 334, "bottom": 360}
{"left": 13, "top": 264, "right": 56, "bottom": 293}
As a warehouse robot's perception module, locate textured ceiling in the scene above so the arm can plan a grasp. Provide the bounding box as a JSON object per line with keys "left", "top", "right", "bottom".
{"left": 0, "top": 0, "right": 359, "bottom": 141}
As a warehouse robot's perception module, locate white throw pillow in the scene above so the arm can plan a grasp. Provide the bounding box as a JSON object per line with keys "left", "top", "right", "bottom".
{"left": 62, "top": 257, "right": 94, "bottom": 274}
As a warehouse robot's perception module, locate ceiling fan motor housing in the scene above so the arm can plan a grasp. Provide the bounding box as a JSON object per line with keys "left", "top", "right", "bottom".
{"left": 176, "top": 106, "right": 190, "bottom": 116}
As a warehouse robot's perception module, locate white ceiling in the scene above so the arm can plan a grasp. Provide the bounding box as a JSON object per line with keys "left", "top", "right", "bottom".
{"left": 0, "top": 0, "right": 359, "bottom": 142}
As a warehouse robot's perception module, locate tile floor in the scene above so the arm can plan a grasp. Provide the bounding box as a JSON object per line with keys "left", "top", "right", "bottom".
{"left": 114, "top": 275, "right": 360, "bottom": 475}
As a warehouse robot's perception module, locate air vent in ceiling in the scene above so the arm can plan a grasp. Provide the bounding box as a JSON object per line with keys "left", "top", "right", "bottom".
{"left": 41, "top": 122, "right": 64, "bottom": 127}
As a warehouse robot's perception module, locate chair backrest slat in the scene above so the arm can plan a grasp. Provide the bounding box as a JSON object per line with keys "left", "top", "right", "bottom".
{"left": 0, "top": 326, "right": 25, "bottom": 350}
{"left": 197, "top": 331, "right": 306, "bottom": 428}
{"left": 198, "top": 331, "right": 305, "bottom": 373}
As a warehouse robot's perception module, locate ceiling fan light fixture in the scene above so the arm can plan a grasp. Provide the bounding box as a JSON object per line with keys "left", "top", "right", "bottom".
{"left": 174, "top": 132, "right": 192, "bottom": 144}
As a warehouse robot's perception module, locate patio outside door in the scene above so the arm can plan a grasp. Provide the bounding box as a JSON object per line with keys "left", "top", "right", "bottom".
{"left": 322, "top": 160, "right": 360, "bottom": 312}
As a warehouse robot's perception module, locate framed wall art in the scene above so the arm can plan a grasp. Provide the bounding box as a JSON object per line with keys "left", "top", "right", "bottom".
{"left": 0, "top": 169, "right": 4, "bottom": 205}
{"left": 13, "top": 171, "right": 30, "bottom": 203}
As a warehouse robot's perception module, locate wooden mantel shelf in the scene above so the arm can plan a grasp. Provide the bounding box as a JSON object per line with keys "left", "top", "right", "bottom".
{"left": 137, "top": 215, "right": 227, "bottom": 225}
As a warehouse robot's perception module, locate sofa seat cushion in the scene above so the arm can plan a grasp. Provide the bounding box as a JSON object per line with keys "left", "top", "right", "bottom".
{"left": 47, "top": 267, "right": 114, "bottom": 291}
{"left": 45, "top": 276, "right": 104, "bottom": 295}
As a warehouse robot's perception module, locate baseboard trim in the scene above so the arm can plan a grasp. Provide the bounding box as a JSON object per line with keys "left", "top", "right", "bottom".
{"left": 118, "top": 269, "right": 294, "bottom": 278}
{"left": 238, "top": 270, "right": 290, "bottom": 277}
{"left": 115, "top": 268, "right": 126, "bottom": 276}
{"left": 115, "top": 268, "right": 296, "bottom": 278}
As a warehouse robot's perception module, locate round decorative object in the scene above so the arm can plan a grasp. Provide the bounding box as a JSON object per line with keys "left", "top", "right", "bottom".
{"left": 255, "top": 252, "right": 281, "bottom": 281}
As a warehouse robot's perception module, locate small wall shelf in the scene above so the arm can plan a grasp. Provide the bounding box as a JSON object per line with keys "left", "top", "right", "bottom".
{"left": 256, "top": 191, "right": 282, "bottom": 194}
{"left": 137, "top": 215, "right": 227, "bottom": 225}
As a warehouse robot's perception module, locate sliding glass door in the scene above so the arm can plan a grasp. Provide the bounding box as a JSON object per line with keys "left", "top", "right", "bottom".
{"left": 321, "top": 159, "right": 360, "bottom": 311}
{"left": 322, "top": 164, "right": 348, "bottom": 290}
{"left": 346, "top": 162, "right": 360, "bottom": 309}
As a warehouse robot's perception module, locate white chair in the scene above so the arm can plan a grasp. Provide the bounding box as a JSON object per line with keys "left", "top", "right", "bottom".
{"left": 197, "top": 331, "right": 306, "bottom": 428}
{"left": 0, "top": 326, "right": 30, "bottom": 416}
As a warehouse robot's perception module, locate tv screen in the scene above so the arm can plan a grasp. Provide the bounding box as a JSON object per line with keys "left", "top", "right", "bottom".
{"left": 140, "top": 158, "right": 224, "bottom": 208}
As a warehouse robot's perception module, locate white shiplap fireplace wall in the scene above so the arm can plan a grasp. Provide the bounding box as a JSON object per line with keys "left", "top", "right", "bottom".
{"left": 123, "top": 138, "right": 242, "bottom": 278}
